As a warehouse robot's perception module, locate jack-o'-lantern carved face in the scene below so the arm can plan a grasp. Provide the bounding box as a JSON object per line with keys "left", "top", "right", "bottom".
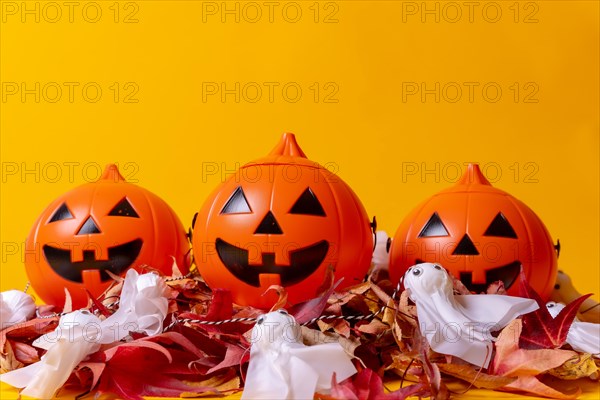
{"left": 25, "top": 164, "right": 189, "bottom": 308}
{"left": 192, "top": 133, "right": 373, "bottom": 309}
{"left": 390, "top": 164, "right": 558, "bottom": 299}
{"left": 215, "top": 186, "right": 330, "bottom": 288}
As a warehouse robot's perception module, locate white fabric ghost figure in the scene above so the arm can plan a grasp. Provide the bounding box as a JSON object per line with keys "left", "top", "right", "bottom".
{"left": 99, "top": 269, "right": 169, "bottom": 342}
{"left": 372, "top": 231, "right": 391, "bottom": 270}
{"left": 403, "top": 263, "right": 539, "bottom": 368}
{"left": 1, "top": 310, "right": 102, "bottom": 399}
{"left": 0, "top": 290, "right": 36, "bottom": 329}
{"left": 241, "top": 309, "right": 356, "bottom": 400}
{"left": 546, "top": 301, "right": 600, "bottom": 357}
{"left": 0, "top": 270, "right": 169, "bottom": 399}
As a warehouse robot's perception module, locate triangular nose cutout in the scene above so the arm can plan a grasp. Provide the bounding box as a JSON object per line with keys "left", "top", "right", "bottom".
{"left": 254, "top": 211, "right": 283, "bottom": 235}
{"left": 77, "top": 216, "right": 101, "bottom": 235}
{"left": 452, "top": 234, "right": 479, "bottom": 255}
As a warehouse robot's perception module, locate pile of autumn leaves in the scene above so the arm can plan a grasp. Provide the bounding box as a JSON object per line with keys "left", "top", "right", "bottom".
{"left": 1, "top": 269, "right": 598, "bottom": 400}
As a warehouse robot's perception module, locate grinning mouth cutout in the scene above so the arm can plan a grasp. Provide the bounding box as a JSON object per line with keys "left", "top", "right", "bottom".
{"left": 416, "top": 259, "right": 522, "bottom": 292}
{"left": 216, "top": 238, "right": 329, "bottom": 287}
{"left": 43, "top": 239, "right": 143, "bottom": 283}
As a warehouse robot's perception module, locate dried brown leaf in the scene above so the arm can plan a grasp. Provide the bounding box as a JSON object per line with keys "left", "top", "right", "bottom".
{"left": 357, "top": 319, "right": 389, "bottom": 335}
{"left": 486, "top": 280, "right": 507, "bottom": 295}
{"left": 548, "top": 353, "right": 599, "bottom": 380}
{"left": 369, "top": 281, "right": 392, "bottom": 304}
{"left": 382, "top": 299, "right": 396, "bottom": 327}
{"left": 385, "top": 349, "right": 422, "bottom": 381}
{"left": 263, "top": 285, "right": 288, "bottom": 312}
{"left": 0, "top": 340, "right": 23, "bottom": 373}
{"left": 301, "top": 326, "right": 360, "bottom": 356}
{"left": 331, "top": 282, "right": 371, "bottom": 307}
{"left": 398, "top": 291, "right": 417, "bottom": 327}
{"left": 451, "top": 275, "right": 471, "bottom": 295}
{"left": 318, "top": 319, "right": 351, "bottom": 338}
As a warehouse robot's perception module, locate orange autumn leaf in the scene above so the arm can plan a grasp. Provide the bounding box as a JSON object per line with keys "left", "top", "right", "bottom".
{"left": 263, "top": 285, "right": 288, "bottom": 312}
{"left": 491, "top": 319, "right": 581, "bottom": 399}
{"left": 437, "top": 363, "right": 516, "bottom": 390}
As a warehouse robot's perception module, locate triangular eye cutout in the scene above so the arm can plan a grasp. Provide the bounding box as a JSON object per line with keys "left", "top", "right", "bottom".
{"left": 418, "top": 212, "right": 449, "bottom": 237}
{"left": 452, "top": 234, "right": 480, "bottom": 255}
{"left": 77, "top": 216, "right": 101, "bottom": 235}
{"left": 108, "top": 198, "right": 139, "bottom": 218}
{"left": 289, "top": 188, "right": 326, "bottom": 216}
{"left": 484, "top": 212, "right": 518, "bottom": 238}
{"left": 254, "top": 211, "right": 283, "bottom": 234}
{"left": 221, "top": 187, "right": 252, "bottom": 214}
{"left": 48, "top": 203, "right": 74, "bottom": 223}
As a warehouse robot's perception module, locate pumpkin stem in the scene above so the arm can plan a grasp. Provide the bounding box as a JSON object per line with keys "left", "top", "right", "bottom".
{"left": 269, "top": 133, "right": 307, "bottom": 158}
{"left": 101, "top": 164, "right": 126, "bottom": 182}
{"left": 457, "top": 163, "right": 492, "bottom": 186}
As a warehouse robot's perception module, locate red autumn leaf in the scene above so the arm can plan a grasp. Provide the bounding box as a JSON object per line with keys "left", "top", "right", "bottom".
{"left": 171, "top": 324, "right": 228, "bottom": 358}
{"left": 166, "top": 324, "right": 251, "bottom": 377}
{"left": 86, "top": 333, "right": 218, "bottom": 400}
{"left": 9, "top": 340, "right": 39, "bottom": 364}
{"left": 491, "top": 319, "right": 580, "bottom": 399}
{"left": 519, "top": 271, "right": 592, "bottom": 349}
{"left": 315, "top": 264, "right": 336, "bottom": 297}
{"left": 97, "top": 361, "right": 215, "bottom": 399}
{"left": 289, "top": 279, "right": 342, "bottom": 324}
{"left": 206, "top": 343, "right": 248, "bottom": 374}
{"left": 205, "top": 288, "right": 234, "bottom": 321}
{"left": 328, "top": 368, "right": 427, "bottom": 400}
{"left": 412, "top": 325, "right": 448, "bottom": 400}
{"left": 177, "top": 288, "right": 254, "bottom": 336}
{"left": 76, "top": 361, "right": 105, "bottom": 389}
{"left": 85, "top": 288, "right": 113, "bottom": 317}
{"left": 0, "top": 316, "right": 58, "bottom": 351}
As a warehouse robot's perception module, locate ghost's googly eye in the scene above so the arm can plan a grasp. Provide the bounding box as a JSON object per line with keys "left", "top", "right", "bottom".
{"left": 81, "top": 310, "right": 90, "bottom": 315}
{"left": 547, "top": 303, "right": 555, "bottom": 308}
{"left": 278, "top": 309, "right": 288, "bottom": 315}
{"left": 413, "top": 268, "right": 422, "bottom": 276}
{"left": 257, "top": 317, "right": 264, "bottom": 325}
{"left": 434, "top": 265, "right": 442, "bottom": 270}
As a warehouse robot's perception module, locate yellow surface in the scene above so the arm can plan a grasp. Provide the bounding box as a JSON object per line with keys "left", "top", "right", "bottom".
{"left": 1, "top": 0, "right": 598, "bottom": 399}
{"left": 2, "top": 378, "right": 600, "bottom": 399}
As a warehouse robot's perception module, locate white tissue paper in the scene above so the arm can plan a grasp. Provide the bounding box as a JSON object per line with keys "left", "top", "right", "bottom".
{"left": 0, "top": 270, "right": 169, "bottom": 399}
{"left": 0, "top": 310, "right": 102, "bottom": 399}
{"left": 99, "top": 269, "right": 169, "bottom": 342}
{"left": 546, "top": 301, "right": 600, "bottom": 357}
{"left": 372, "top": 231, "right": 390, "bottom": 270}
{"left": 404, "top": 263, "right": 538, "bottom": 368}
{"left": 0, "top": 290, "right": 36, "bottom": 329}
{"left": 241, "top": 309, "right": 356, "bottom": 400}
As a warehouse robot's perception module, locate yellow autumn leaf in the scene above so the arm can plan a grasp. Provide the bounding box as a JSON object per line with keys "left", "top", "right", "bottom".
{"left": 548, "top": 353, "right": 599, "bottom": 380}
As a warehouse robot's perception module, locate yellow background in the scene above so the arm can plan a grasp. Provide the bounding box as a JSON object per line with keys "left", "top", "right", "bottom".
{"left": 1, "top": 0, "right": 599, "bottom": 398}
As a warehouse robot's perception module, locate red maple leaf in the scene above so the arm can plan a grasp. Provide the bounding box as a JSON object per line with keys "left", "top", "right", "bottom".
{"left": 289, "top": 279, "right": 342, "bottom": 324}
{"left": 204, "top": 288, "right": 234, "bottom": 321}
{"left": 79, "top": 332, "right": 218, "bottom": 400}
{"left": 518, "top": 271, "right": 592, "bottom": 349}
{"left": 491, "top": 319, "right": 580, "bottom": 399}
{"left": 325, "top": 368, "right": 427, "bottom": 400}
{"left": 0, "top": 316, "right": 58, "bottom": 356}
